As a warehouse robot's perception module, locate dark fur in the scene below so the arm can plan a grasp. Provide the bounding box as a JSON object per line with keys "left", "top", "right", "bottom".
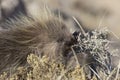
{"left": 0, "top": 15, "right": 76, "bottom": 73}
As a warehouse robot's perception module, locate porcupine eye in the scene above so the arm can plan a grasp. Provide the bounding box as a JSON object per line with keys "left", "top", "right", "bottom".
{"left": 66, "top": 37, "right": 77, "bottom": 46}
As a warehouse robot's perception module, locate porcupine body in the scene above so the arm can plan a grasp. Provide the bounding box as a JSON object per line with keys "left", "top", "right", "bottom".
{"left": 0, "top": 10, "right": 76, "bottom": 73}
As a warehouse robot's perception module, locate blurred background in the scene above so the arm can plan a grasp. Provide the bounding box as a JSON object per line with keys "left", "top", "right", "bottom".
{"left": 1, "top": 0, "right": 120, "bottom": 39}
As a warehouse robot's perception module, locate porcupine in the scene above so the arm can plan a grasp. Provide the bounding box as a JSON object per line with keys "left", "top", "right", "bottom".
{"left": 0, "top": 10, "right": 77, "bottom": 73}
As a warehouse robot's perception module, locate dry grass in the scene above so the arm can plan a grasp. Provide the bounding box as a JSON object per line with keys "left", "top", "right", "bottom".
{"left": 0, "top": 54, "right": 98, "bottom": 80}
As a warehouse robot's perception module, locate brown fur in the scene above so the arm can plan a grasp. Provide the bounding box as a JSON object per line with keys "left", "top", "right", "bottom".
{"left": 0, "top": 13, "right": 76, "bottom": 73}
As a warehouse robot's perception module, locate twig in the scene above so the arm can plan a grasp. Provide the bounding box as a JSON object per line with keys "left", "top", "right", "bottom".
{"left": 72, "top": 16, "right": 86, "bottom": 36}
{"left": 71, "top": 46, "right": 80, "bottom": 67}
{"left": 89, "top": 66, "right": 102, "bottom": 80}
